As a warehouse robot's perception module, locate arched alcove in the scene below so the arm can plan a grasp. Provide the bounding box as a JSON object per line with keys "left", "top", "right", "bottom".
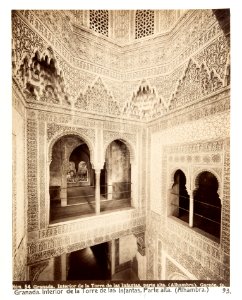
{"left": 49, "top": 134, "right": 95, "bottom": 223}
{"left": 100, "top": 140, "right": 132, "bottom": 211}
{"left": 68, "top": 144, "right": 94, "bottom": 186}
{"left": 169, "top": 169, "right": 190, "bottom": 223}
{"left": 193, "top": 171, "right": 221, "bottom": 239}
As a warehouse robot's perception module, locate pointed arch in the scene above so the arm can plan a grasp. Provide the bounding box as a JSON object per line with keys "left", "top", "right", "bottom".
{"left": 103, "top": 136, "right": 136, "bottom": 164}
{"left": 48, "top": 130, "right": 95, "bottom": 167}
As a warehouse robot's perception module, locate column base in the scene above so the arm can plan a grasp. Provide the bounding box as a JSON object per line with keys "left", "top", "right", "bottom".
{"left": 61, "top": 198, "right": 67, "bottom": 207}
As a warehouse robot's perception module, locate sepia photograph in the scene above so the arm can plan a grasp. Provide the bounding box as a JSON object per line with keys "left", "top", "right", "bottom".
{"left": 8, "top": 1, "right": 235, "bottom": 295}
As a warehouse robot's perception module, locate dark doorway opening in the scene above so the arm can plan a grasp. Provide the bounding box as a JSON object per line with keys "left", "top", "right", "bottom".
{"left": 170, "top": 169, "right": 190, "bottom": 223}
{"left": 67, "top": 242, "right": 111, "bottom": 280}
{"left": 193, "top": 171, "right": 221, "bottom": 239}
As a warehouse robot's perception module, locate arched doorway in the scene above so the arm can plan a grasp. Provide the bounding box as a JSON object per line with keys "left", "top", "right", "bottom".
{"left": 100, "top": 140, "right": 132, "bottom": 211}
{"left": 49, "top": 135, "right": 95, "bottom": 223}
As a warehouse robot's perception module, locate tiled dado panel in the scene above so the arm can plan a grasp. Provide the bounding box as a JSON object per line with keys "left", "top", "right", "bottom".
{"left": 27, "top": 209, "right": 145, "bottom": 264}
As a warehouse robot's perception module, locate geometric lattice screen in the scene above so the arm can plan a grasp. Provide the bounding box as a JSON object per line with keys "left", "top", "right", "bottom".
{"left": 90, "top": 10, "right": 109, "bottom": 37}
{"left": 135, "top": 10, "right": 155, "bottom": 39}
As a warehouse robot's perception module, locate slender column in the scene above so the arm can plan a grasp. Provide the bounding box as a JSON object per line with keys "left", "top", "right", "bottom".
{"left": 60, "top": 178, "right": 67, "bottom": 207}
{"left": 60, "top": 146, "right": 67, "bottom": 207}
{"left": 95, "top": 169, "right": 101, "bottom": 214}
{"left": 111, "top": 240, "right": 115, "bottom": 276}
{"left": 61, "top": 253, "right": 67, "bottom": 281}
{"left": 189, "top": 190, "right": 194, "bottom": 227}
{"left": 106, "top": 162, "right": 113, "bottom": 200}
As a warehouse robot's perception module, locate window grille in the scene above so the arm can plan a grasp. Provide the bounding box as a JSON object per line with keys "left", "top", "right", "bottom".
{"left": 135, "top": 10, "right": 155, "bottom": 39}
{"left": 90, "top": 10, "right": 109, "bottom": 37}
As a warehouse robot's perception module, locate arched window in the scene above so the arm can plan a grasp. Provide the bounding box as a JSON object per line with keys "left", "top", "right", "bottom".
{"left": 68, "top": 144, "right": 93, "bottom": 185}
{"left": 135, "top": 10, "right": 155, "bottom": 39}
{"left": 193, "top": 171, "right": 221, "bottom": 239}
{"left": 101, "top": 140, "right": 132, "bottom": 210}
{"left": 170, "top": 170, "right": 190, "bottom": 223}
{"left": 49, "top": 135, "right": 95, "bottom": 223}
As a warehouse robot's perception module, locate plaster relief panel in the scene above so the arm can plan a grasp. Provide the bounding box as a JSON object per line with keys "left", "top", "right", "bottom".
{"left": 75, "top": 77, "right": 120, "bottom": 116}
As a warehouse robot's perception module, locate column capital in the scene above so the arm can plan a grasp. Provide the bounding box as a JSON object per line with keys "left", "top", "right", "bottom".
{"left": 94, "top": 168, "right": 101, "bottom": 174}
{"left": 187, "top": 189, "right": 194, "bottom": 196}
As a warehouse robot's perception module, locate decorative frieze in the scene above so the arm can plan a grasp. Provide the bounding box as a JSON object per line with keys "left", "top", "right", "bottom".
{"left": 75, "top": 77, "right": 120, "bottom": 116}
{"left": 27, "top": 222, "right": 145, "bottom": 264}
{"left": 47, "top": 123, "right": 95, "bottom": 144}
{"left": 102, "top": 120, "right": 141, "bottom": 133}
{"left": 168, "top": 153, "right": 222, "bottom": 164}
{"left": 39, "top": 122, "right": 47, "bottom": 229}
{"left": 149, "top": 89, "right": 230, "bottom": 133}
{"left": 38, "top": 210, "right": 145, "bottom": 239}
{"left": 164, "top": 139, "right": 224, "bottom": 154}
{"left": 221, "top": 146, "right": 230, "bottom": 255}
{"left": 27, "top": 119, "right": 39, "bottom": 231}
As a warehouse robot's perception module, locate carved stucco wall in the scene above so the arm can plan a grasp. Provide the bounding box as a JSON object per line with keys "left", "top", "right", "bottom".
{"left": 146, "top": 94, "right": 230, "bottom": 280}
{"left": 12, "top": 10, "right": 230, "bottom": 120}
{"left": 24, "top": 109, "right": 145, "bottom": 278}
{"left": 12, "top": 9, "right": 230, "bottom": 281}
{"left": 106, "top": 140, "right": 130, "bottom": 184}
{"left": 12, "top": 89, "right": 27, "bottom": 280}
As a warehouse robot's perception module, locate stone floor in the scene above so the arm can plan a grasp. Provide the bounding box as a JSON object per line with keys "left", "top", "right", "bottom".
{"left": 50, "top": 186, "right": 132, "bottom": 223}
